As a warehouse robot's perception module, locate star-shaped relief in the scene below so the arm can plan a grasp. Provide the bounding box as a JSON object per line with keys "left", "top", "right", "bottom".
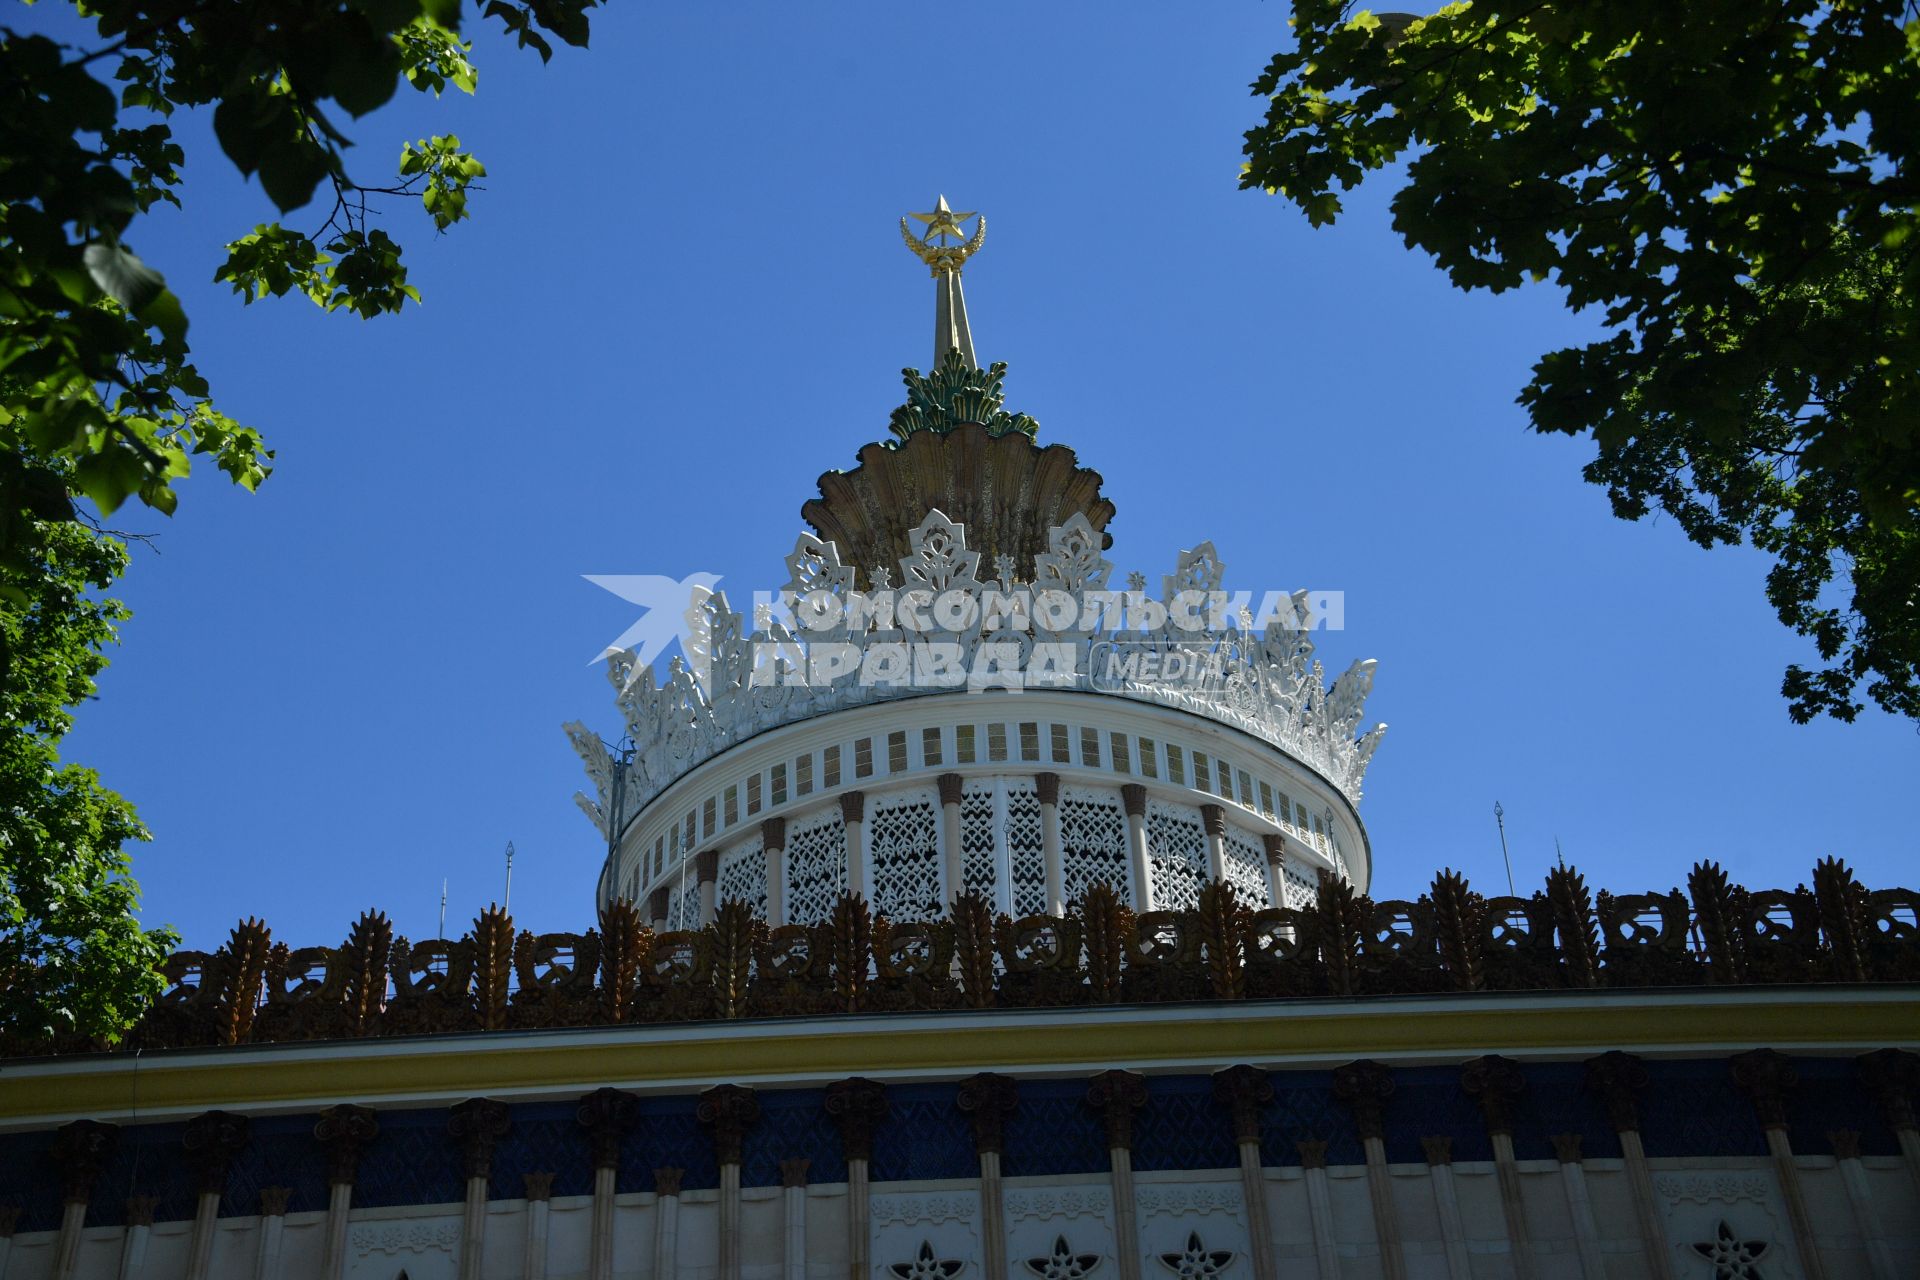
{"left": 1125, "top": 570, "right": 1147, "bottom": 592}
{"left": 909, "top": 195, "right": 977, "bottom": 243}
{"left": 1023, "top": 1235, "right": 1102, "bottom": 1278}
{"left": 1156, "top": 1231, "right": 1235, "bottom": 1278}
{"left": 1690, "top": 1220, "right": 1770, "bottom": 1279}
{"left": 889, "top": 1240, "right": 964, "bottom": 1279}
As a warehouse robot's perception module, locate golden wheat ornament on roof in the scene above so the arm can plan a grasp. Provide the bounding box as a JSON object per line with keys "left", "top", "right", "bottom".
{"left": 901, "top": 194, "right": 985, "bottom": 368}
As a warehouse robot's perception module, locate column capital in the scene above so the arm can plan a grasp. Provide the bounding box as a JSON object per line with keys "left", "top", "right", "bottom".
{"left": 956, "top": 1072, "right": 1021, "bottom": 1156}
{"left": 839, "top": 790, "right": 866, "bottom": 823}
{"left": 1550, "top": 1133, "right": 1584, "bottom": 1164}
{"left": 646, "top": 886, "right": 670, "bottom": 923}
{"left": 695, "top": 849, "right": 720, "bottom": 884}
{"left": 780, "top": 1157, "right": 811, "bottom": 1188}
{"left": 1296, "top": 1139, "right": 1329, "bottom": 1170}
{"left": 1200, "top": 804, "right": 1227, "bottom": 837}
{"left": 1086, "top": 1069, "right": 1149, "bottom": 1151}
{"left": 1332, "top": 1059, "right": 1395, "bottom": 1142}
{"left": 448, "top": 1097, "right": 512, "bottom": 1181}
{"left": 1121, "top": 783, "right": 1147, "bottom": 818}
{"left": 523, "top": 1172, "right": 555, "bottom": 1203}
{"left": 1460, "top": 1055, "right": 1527, "bottom": 1137}
{"left": 1731, "top": 1048, "right": 1798, "bottom": 1130}
{"left": 0, "top": 1206, "right": 18, "bottom": 1239}
{"left": 762, "top": 815, "right": 787, "bottom": 849}
{"left": 1419, "top": 1135, "right": 1452, "bottom": 1166}
{"left": 258, "top": 1186, "right": 292, "bottom": 1217}
{"left": 125, "top": 1195, "right": 159, "bottom": 1228}
{"left": 825, "top": 1077, "right": 890, "bottom": 1162}
{"left": 50, "top": 1118, "right": 117, "bottom": 1205}
{"left": 576, "top": 1086, "right": 640, "bottom": 1170}
{"left": 938, "top": 773, "right": 965, "bottom": 806}
{"left": 1261, "top": 833, "right": 1286, "bottom": 867}
{"left": 314, "top": 1104, "right": 379, "bottom": 1187}
{"left": 1857, "top": 1048, "right": 1919, "bottom": 1131}
{"left": 183, "top": 1109, "right": 250, "bottom": 1198}
{"left": 1828, "top": 1129, "right": 1862, "bottom": 1160}
{"left": 1584, "top": 1051, "right": 1649, "bottom": 1134}
{"left": 1212, "top": 1065, "right": 1272, "bottom": 1144}
{"left": 1035, "top": 772, "right": 1061, "bottom": 805}
{"left": 698, "top": 1083, "right": 762, "bottom": 1166}
{"left": 654, "top": 1166, "right": 684, "bottom": 1196}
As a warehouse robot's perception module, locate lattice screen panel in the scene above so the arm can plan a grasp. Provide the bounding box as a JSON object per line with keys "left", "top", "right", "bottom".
{"left": 867, "top": 787, "right": 943, "bottom": 921}
{"left": 1222, "top": 824, "right": 1271, "bottom": 908}
{"left": 1005, "top": 779, "right": 1046, "bottom": 917}
{"left": 784, "top": 808, "right": 847, "bottom": 927}
{"left": 1058, "top": 784, "right": 1131, "bottom": 906}
{"left": 1284, "top": 863, "right": 1319, "bottom": 909}
{"left": 1146, "top": 798, "right": 1209, "bottom": 911}
{"left": 960, "top": 781, "right": 998, "bottom": 903}
{"left": 717, "top": 835, "right": 767, "bottom": 920}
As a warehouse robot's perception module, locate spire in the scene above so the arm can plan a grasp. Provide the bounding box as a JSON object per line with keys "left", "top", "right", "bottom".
{"left": 901, "top": 195, "right": 985, "bottom": 369}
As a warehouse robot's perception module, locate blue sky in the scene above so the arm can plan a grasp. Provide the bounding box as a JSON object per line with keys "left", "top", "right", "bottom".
{"left": 32, "top": 3, "right": 1916, "bottom": 950}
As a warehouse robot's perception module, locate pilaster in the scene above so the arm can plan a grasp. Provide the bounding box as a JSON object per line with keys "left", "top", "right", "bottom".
{"left": 184, "top": 1109, "right": 249, "bottom": 1280}
{"left": 826, "top": 1076, "right": 888, "bottom": 1280}
{"left": 1087, "top": 1069, "right": 1147, "bottom": 1280}
{"left": 938, "top": 773, "right": 966, "bottom": 904}
{"left": 1857, "top": 1048, "right": 1920, "bottom": 1192}
{"left": 700, "top": 1083, "right": 761, "bottom": 1280}
{"left": 1199, "top": 804, "right": 1229, "bottom": 884}
{"left": 762, "top": 816, "right": 788, "bottom": 925}
{"left": 314, "top": 1105, "right": 378, "bottom": 1280}
{"left": 840, "top": 791, "right": 868, "bottom": 901}
{"left": 781, "top": 1159, "right": 810, "bottom": 1280}
{"left": 1212, "top": 1066, "right": 1276, "bottom": 1280}
{"left": 1121, "top": 784, "right": 1152, "bottom": 911}
{"left": 1036, "top": 772, "right": 1065, "bottom": 914}
{"left": 1333, "top": 1059, "right": 1405, "bottom": 1280}
{"left": 1584, "top": 1050, "right": 1672, "bottom": 1280}
{"left": 1421, "top": 1137, "right": 1472, "bottom": 1280}
{"left": 1732, "top": 1048, "right": 1829, "bottom": 1280}
{"left": 1461, "top": 1055, "right": 1533, "bottom": 1280}
{"left": 522, "top": 1173, "right": 554, "bottom": 1280}
{"left": 577, "top": 1087, "right": 639, "bottom": 1280}
{"left": 449, "top": 1098, "right": 510, "bottom": 1280}
{"left": 958, "top": 1072, "right": 1020, "bottom": 1280}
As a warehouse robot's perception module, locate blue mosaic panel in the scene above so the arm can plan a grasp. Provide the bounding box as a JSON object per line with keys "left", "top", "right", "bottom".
{"left": 491, "top": 1101, "right": 594, "bottom": 1200}
{"left": 221, "top": 1111, "right": 331, "bottom": 1217}
{"left": 1637, "top": 1059, "right": 1769, "bottom": 1159}
{"left": 1505, "top": 1061, "right": 1618, "bottom": 1162}
{"left": 354, "top": 1107, "right": 464, "bottom": 1209}
{"left": 1131, "top": 1076, "right": 1238, "bottom": 1173}
{"left": 1784, "top": 1056, "right": 1899, "bottom": 1157}
{"left": 1260, "top": 1072, "right": 1361, "bottom": 1168}
{"left": 1000, "top": 1078, "right": 1109, "bottom": 1177}
{"left": 0, "top": 1129, "right": 61, "bottom": 1233}
{"left": 621, "top": 1094, "right": 717, "bottom": 1192}
{"left": 1372, "top": 1067, "right": 1487, "bottom": 1165}
{"left": 742, "top": 1087, "right": 842, "bottom": 1188}
{"left": 871, "top": 1083, "right": 975, "bottom": 1182}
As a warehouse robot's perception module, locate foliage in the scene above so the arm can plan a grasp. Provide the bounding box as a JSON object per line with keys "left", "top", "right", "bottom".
{"left": 888, "top": 349, "right": 1041, "bottom": 446}
{"left": 0, "top": 0, "right": 598, "bottom": 1041}
{"left": 0, "top": 519, "right": 172, "bottom": 1049}
{"left": 1243, "top": 0, "right": 1920, "bottom": 722}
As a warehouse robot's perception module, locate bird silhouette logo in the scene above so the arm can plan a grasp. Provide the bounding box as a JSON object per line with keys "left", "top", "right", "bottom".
{"left": 584, "top": 571, "right": 724, "bottom": 689}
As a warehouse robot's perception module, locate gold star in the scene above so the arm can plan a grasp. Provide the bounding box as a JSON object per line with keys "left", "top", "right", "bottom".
{"left": 908, "top": 194, "right": 976, "bottom": 244}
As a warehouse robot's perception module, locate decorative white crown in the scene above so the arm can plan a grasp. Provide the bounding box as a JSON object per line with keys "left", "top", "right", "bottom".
{"left": 569, "top": 510, "right": 1386, "bottom": 834}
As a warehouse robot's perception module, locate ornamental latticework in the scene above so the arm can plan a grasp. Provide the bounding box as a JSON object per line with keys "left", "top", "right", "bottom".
{"left": 19, "top": 856, "right": 1913, "bottom": 1057}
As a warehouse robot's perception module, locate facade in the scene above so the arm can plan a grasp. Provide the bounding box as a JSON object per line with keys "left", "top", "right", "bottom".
{"left": 0, "top": 202, "right": 1915, "bottom": 1280}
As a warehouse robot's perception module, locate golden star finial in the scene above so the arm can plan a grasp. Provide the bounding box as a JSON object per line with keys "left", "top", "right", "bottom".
{"left": 908, "top": 194, "right": 977, "bottom": 244}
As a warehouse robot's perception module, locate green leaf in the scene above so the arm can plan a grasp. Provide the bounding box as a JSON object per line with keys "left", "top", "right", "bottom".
{"left": 82, "top": 244, "right": 165, "bottom": 311}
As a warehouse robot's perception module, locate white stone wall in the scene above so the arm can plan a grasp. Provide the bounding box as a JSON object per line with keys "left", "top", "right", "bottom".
{"left": 5, "top": 1155, "right": 1913, "bottom": 1279}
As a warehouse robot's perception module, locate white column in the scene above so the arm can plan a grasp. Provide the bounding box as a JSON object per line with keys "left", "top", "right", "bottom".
{"left": 116, "top": 1198, "right": 156, "bottom": 1280}
{"left": 652, "top": 1169, "right": 682, "bottom": 1280}
{"left": 1089, "top": 1071, "right": 1146, "bottom": 1280}
{"left": 521, "top": 1174, "right": 553, "bottom": 1280}
{"left": 1551, "top": 1135, "right": 1607, "bottom": 1280}
{"left": 1235, "top": 1140, "right": 1276, "bottom": 1280}
{"left": 762, "top": 818, "right": 788, "bottom": 926}
{"left": 1121, "top": 785, "right": 1152, "bottom": 911}
{"left": 847, "top": 1157, "right": 872, "bottom": 1280}
{"left": 1298, "top": 1142, "right": 1341, "bottom": 1280}
{"left": 781, "top": 1160, "right": 809, "bottom": 1280}
{"left": 1830, "top": 1131, "right": 1898, "bottom": 1280}
{"left": 321, "top": 1182, "right": 353, "bottom": 1280}
{"left": 938, "top": 774, "right": 965, "bottom": 903}
{"left": 1199, "top": 804, "right": 1229, "bottom": 884}
{"left": 185, "top": 1191, "right": 221, "bottom": 1280}
{"left": 1036, "top": 773, "right": 1065, "bottom": 915}
{"left": 1420, "top": 1139, "right": 1472, "bottom": 1280}
{"left": 1261, "top": 834, "right": 1287, "bottom": 908}
{"left": 696, "top": 849, "right": 720, "bottom": 926}
{"left": 252, "top": 1188, "right": 290, "bottom": 1280}
{"left": 1489, "top": 1131, "right": 1536, "bottom": 1280}
{"left": 459, "top": 1175, "right": 488, "bottom": 1280}
{"left": 840, "top": 792, "right": 868, "bottom": 901}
